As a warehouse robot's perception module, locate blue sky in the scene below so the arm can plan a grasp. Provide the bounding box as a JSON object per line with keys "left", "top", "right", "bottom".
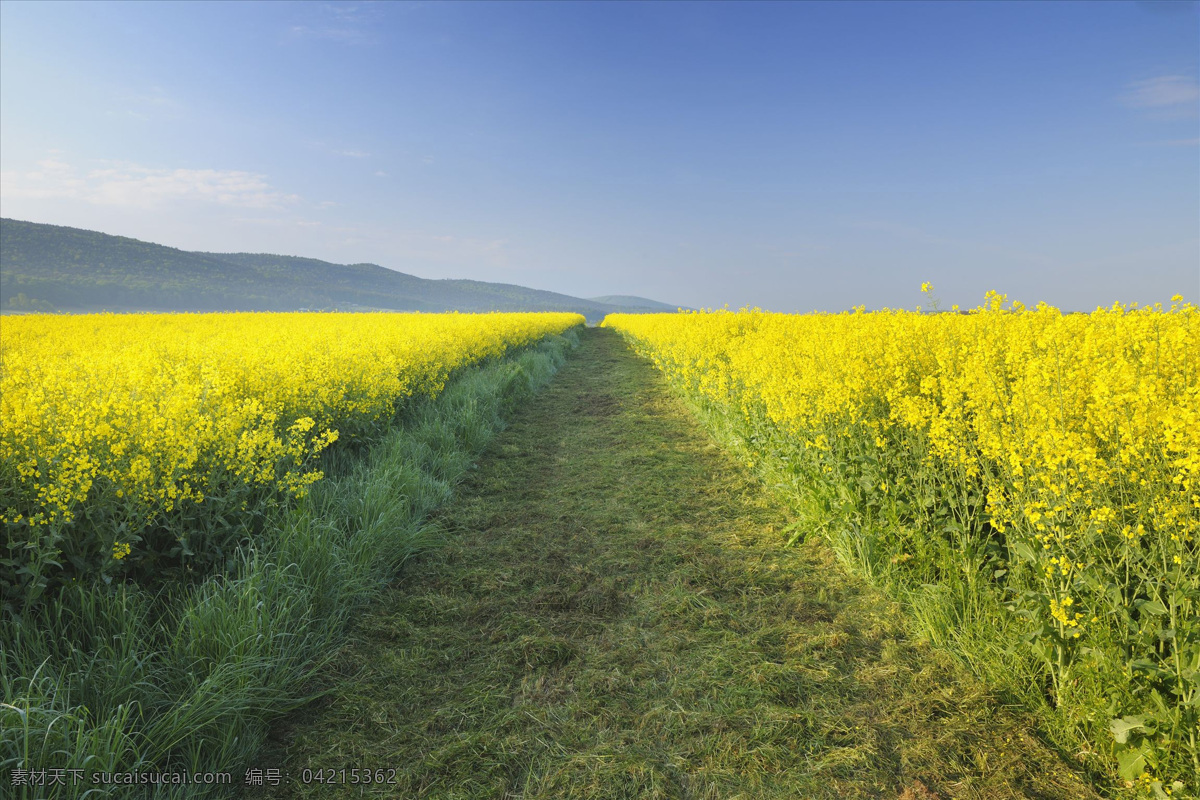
{"left": 1, "top": 0, "right": 1197, "bottom": 312}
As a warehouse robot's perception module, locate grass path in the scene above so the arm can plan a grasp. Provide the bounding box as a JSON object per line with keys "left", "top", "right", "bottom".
{"left": 253, "top": 328, "right": 1096, "bottom": 799}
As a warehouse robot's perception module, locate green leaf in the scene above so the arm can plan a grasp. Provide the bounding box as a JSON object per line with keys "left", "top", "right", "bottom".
{"left": 1109, "top": 715, "right": 1146, "bottom": 745}
{"left": 1028, "top": 639, "right": 1051, "bottom": 667}
{"left": 1154, "top": 781, "right": 1186, "bottom": 800}
{"left": 1137, "top": 599, "right": 1168, "bottom": 616}
{"left": 1011, "top": 541, "right": 1037, "bottom": 565}
{"left": 1115, "top": 741, "right": 1152, "bottom": 781}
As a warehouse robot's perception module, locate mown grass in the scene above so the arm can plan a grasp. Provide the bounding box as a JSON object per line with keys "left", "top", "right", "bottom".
{"left": 250, "top": 327, "right": 1097, "bottom": 799}
{"left": 1, "top": 330, "right": 578, "bottom": 799}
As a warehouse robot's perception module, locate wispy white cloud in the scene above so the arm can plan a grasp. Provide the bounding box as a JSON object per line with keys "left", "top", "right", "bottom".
{"left": 1, "top": 157, "right": 299, "bottom": 210}
{"left": 231, "top": 216, "right": 322, "bottom": 228}
{"left": 1121, "top": 75, "right": 1200, "bottom": 117}
{"left": 286, "top": 24, "right": 371, "bottom": 44}
{"left": 106, "top": 86, "right": 184, "bottom": 123}
{"left": 320, "top": 3, "right": 374, "bottom": 22}
{"left": 36, "top": 157, "right": 74, "bottom": 173}
{"left": 285, "top": 4, "right": 381, "bottom": 45}
{"left": 299, "top": 139, "right": 373, "bottom": 160}
{"left": 121, "top": 86, "right": 177, "bottom": 108}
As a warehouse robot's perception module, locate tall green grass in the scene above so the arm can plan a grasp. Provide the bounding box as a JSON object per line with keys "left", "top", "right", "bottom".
{"left": 0, "top": 331, "right": 577, "bottom": 798}
{"left": 661, "top": 391, "right": 1182, "bottom": 799}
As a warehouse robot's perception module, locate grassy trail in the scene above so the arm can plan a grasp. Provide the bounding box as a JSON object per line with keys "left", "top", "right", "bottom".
{"left": 253, "top": 328, "right": 1096, "bottom": 799}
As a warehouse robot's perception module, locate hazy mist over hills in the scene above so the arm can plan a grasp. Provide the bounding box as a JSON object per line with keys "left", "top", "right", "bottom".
{"left": 0, "top": 219, "right": 678, "bottom": 321}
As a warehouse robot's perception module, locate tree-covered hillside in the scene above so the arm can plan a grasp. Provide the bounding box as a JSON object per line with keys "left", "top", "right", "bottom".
{"left": 0, "top": 219, "right": 676, "bottom": 320}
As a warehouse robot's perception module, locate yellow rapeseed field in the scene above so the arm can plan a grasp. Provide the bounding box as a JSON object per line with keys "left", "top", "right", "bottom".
{"left": 605, "top": 292, "right": 1199, "bottom": 790}
{"left": 0, "top": 311, "right": 582, "bottom": 601}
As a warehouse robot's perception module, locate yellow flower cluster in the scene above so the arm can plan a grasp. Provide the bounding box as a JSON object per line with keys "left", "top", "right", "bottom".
{"left": 0, "top": 311, "right": 582, "bottom": 532}
{"left": 605, "top": 294, "right": 1199, "bottom": 784}
{"left": 1049, "top": 597, "right": 1084, "bottom": 637}
{"left": 604, "top": 296, "right": 1198, "bottom": 578}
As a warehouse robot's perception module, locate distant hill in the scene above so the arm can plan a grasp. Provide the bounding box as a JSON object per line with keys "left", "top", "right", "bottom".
{"left": 0, "top": 219, "right": 679, "bottom": 322}
{"left": 589, "top": 295, "right": 683, "bottom": 312}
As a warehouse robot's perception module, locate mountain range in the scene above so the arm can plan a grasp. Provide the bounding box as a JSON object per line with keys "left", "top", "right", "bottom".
{"left": 0, "top": 219, "right": 679, "bottom": 321}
